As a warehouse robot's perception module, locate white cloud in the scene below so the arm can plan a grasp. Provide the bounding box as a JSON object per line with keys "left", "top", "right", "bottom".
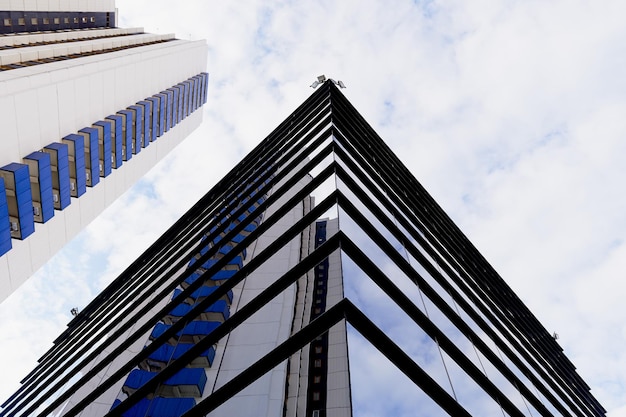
{"left": 1, "top": 0, "right": 625, "bottom": 414}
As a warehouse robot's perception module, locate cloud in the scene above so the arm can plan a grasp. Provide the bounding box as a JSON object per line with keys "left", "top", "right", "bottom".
{"left": 2, "top": 0, "right": 626, "bottom": 414}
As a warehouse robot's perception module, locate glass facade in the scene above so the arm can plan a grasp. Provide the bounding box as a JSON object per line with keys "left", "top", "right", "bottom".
{"left": 0, "top": 80, "right": 604, "bottom": 417}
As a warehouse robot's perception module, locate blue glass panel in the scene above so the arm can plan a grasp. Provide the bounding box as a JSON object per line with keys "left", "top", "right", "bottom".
{"left": 149, "top": 397, "right": 196, "bottom": 417}
{"left": 93, "top": 121, "right": 112, "bottom": 177}
{"left": 0, "top": 178, "right": 12, "bottom": 256}
{"left": 183, "top": 271, "right": 202, "bottom": 286}
{"left": 61, "top": 134, "right": 86, "bottom": 197}
{"left": 116, "top": 110, "right": 133, "bottom": 161}
{"left": 189, "top": 77, "right": 196, "bottom": 113}
{"left": 149, "top": 322, "right": 172, "bottom": 340}
{"left": 166, "top": 299, "right": 230, "bottom": 321}
{"left": 167, "top": 88, "right": 178, "bottom": 127}
{"left": 180, "top": 82, "right": 188, "bottom": 119}
{"left": 193, "top": 76, "right": 200, "bottom": 111}
{"left": 172, "top": 344, "right": 216, "bottom": 366}
{"left": 184, "top": 80, "right": 192, "bottom": 117}
{"left": 181, "top": 321, "right": 220, "bottom": 338}
{"left": 110, "top": 398, "right": 151, "bottom": 417}
{"left": 243, "top": 223, "right": 257, "bottom": 233}
{"left": 231, "top": 233, "right": 246, "bottom": 244}
{"left": 162, "top": 90, "right": 173, "bottom": 131}
{"left": 123, "top": 369, "right": 156, "bottom": 390}
{"left": 106, "top": 115, "right": 124, "bottom": 168}
{"left": 43, "top": 142, "right": 71, "bottom": 210}
{"left": 138, "top": 100, "right": 152, "bottom": 146}
{"left": 146, "top": 97, "right": 159, "bottom": 140}
{"left": 0, "top": 163, "right": 34, "bottom": 240}
{"left": 78, "top": 127, "right": 99, "bottom": 187}
{"left": 156, "top": 93, "right": 166, "bottom": 135}
{"left": 229, "top": 255, "right": 243, "bottom": 268}
{"left": 172, "top": 286, "right": 233, "bottom": 304}
{"left": 202, "top": 72, "right": 209, "bottom": 104}
{"left": 147, "top": 343, "right": 215, "bottom": 366}
{"left": 211, "top": 269, "right": 237, "bottom": 281}
{"left": 175, "top": 85, "right": 184, "bottom": 122}
{"left": 128, "top": 105, "right": 143, "bottom": 153}
{"left": 23, "top": 151, "right": 54, "bottom": 223}
{"left": 152, "top": 320, "right": 224, "bottom": 341}
{"left": 163, "top": 367, "right": 207, "bottom": 395}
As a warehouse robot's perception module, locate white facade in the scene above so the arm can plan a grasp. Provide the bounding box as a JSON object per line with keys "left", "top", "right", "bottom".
{"left": 0, "top": 32, "right": 208, "bottom": 301}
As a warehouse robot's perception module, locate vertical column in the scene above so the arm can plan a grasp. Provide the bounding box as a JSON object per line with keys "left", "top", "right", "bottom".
{"left": 116, "top": 110, "right": 134, "bottom": 161}
{"left": 105, "top": 115, "right": 124, "bottom": 168}
{"left": 43, "top": 142, "right": 71, "bottom": 210}
{"left": 78, "top": 127, "right": 99, "bottom": 187}
{"left": 0, "top": 163, "right": 34, "bottom": 240}
{"left": 92, "top": 121, "right": 112, "bottom": 178}
{"left": 61, "top": 134, "right": 87, "bottom": 198}
{"left": 23, "top": 151, "right": 54, "bottom": 223}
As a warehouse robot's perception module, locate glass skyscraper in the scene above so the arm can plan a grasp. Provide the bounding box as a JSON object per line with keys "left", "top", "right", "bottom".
{"left": 0, "top": 80, "right": 605, "bottom": 416}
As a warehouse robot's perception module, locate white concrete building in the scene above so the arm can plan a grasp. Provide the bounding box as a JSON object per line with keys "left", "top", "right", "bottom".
{"left": 0, "top": 0, "right": 208, "bottom": 301}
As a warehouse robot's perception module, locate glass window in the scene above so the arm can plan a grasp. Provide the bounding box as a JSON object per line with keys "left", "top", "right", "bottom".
{"left": 18, "top": 17, "right": 25, "bottom": 25}
{"left": 43, "top": 18, "right": 50, "bottom": 24}
{"left": 31, "top": 17, "right": 37, "bottom": 25}
{"left": 314, "top": 359, "right": 322, "bottom": 368}
{"left": 54, "top": 17, "right": 60, "bottom": 24}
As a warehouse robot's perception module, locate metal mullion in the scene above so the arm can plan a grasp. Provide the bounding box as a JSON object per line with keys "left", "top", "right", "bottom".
{"left": 331, "top": 102, "right": 570, "bottom": 384}
{"left": 209, "top": 106, "right": 332, "bottom": 225}
{"left": 23, "top": 109, "right": 335, "bottom": 387}
{"left": 179, "top": 300, "right": 348, "bottom": 417}
{"left": 36, "top": 167, "right": 341, "bottom": 417}
{"left": 91, "top": 195, "right": 342, "bottom": 417}
{"left": 331, "top": 98, "right": 594, "bottom": 414}
{"left": 9, "top": 216, "right": 220, "bottom": 416}
{"left": 335, "top": 164, "right": 575, "bottom": 416}
{"left": 341, "top": 298, "right": 477, "bottom": 417}
{"left": 16, "top": 174, "right": 228, "bottom": 383}
{"left": 330, "top": 108, "right": 579, "bottom": 416}
{"left": 337, "top": 193, "right": 557, "bottom": 417}
{"left": 333, "top": 122, "right": 588, "bottom": 416}
{"left": 330, "top": 87, "right": 598, "bottom": 415}
{"left": 11, "top": 155, "right": 276, "bottom": 408}
{"left": 332, "top": 92, "right": 572, "bottom": 370}
{"left": 213, "top": 120, "right": 333, "bottom": 237}
{"left": 5, "top": 202, "right": 220, "bottom": 414}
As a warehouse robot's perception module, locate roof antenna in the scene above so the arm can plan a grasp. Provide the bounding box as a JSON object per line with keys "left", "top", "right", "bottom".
{"left": 310, "top": 75, "right": 346, "bottom": 89}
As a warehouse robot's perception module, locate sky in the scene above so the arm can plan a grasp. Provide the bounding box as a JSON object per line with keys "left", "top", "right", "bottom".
{"left": 1, "top": 0, "right": 625, "bottom": 415}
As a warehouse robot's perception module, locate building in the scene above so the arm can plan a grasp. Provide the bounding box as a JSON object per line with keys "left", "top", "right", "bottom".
{"left": 0, "top": 80, "right": 605, "bottom": 417}
{"left": 0, "top": 0, "right": 208, "bottom": 301}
